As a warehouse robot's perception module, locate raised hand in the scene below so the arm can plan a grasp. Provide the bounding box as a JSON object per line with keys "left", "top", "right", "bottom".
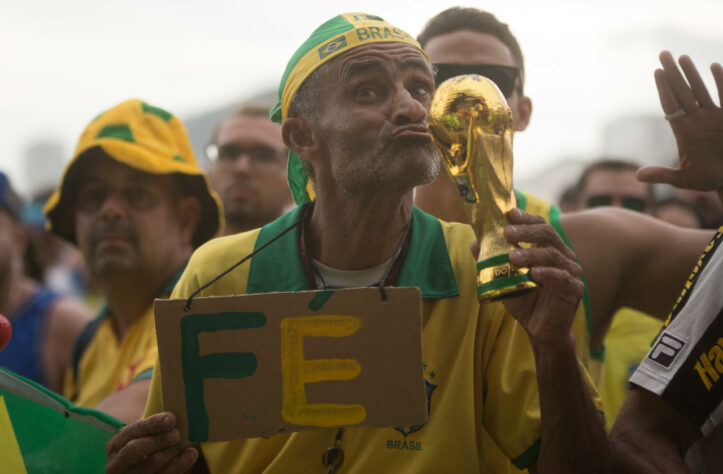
{"left": 501, "top": 209, "right": 584, "bottom": 346}
{"left": 637, "top": 51, "right": 723, "bottom": 194}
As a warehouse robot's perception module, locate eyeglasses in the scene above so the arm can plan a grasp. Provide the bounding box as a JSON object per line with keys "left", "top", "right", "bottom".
{"left": 585, "top": 194, "right": 649, "bottom": 212}
{"left": 205, "top": 143, "right": 286, "bottom": 172}
{"left": 75, "top": 183, "right": 161, "bottom": 213}
{"left": 433, "top": 63, "right": 522, "bottom": 98}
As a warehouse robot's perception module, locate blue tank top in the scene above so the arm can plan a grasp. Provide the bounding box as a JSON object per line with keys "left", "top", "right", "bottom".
{"left": 0, "top": 287, "right": 59, "bottom": 388}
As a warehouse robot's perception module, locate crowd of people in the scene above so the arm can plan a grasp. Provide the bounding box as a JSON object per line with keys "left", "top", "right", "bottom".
{"left": 1, "top": 6, "right": 722, "bottom": 474}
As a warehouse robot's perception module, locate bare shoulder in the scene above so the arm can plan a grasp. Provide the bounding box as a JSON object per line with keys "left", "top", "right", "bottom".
{"left": 559, "top": 207, "right": 712, "bottom": 263}
{"left": 42, "top": 297, "right": 92, "bottom": 391}
{"left": 47, "top": 297, "right": 93, "bottom": 336}
{"left": 558, "top": 208, "right": 713, "bottom": 341}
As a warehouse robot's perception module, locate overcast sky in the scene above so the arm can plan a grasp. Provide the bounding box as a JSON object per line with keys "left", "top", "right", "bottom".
{"left": 2, "top": 0, "right": 723, "bottom": 196}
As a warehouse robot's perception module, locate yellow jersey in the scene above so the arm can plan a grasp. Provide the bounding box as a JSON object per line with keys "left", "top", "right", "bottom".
{"left": 145, "top": 205, "right": 600, "bottom": 473}
{"left": 64, "top": 268, "right": 183, "bottom": 408}
{"left": 600, "top": 308, "right": 661, "bottom": 430}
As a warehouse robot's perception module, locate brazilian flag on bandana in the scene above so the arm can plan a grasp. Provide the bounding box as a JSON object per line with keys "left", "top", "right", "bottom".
{"left": 0, "top": 368, "right": 122, "bottom": 473}
{"left": 269, "top": 12, "right": 428, "bottom": 204}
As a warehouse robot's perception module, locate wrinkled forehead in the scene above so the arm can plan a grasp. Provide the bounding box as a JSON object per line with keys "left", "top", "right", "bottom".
{"left": 329, "top": 42, "right": 433, "bottom": 81}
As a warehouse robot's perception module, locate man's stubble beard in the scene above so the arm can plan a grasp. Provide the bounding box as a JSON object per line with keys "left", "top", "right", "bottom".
{"left": 331, "top": 138, "right": 441, "bottom": 198}
{"left": 88, "top": 245, "right": 142, "bottom": 280}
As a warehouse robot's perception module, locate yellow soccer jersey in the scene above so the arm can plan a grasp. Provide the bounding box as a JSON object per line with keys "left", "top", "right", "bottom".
{"left": 600, "top": 307, "right": 662, "bottom": 430}
{"left": 64, "top": 268, "right": 183, "bottom": 408}
{"left": 63, "top": 307, "right": 157, "bottom": 408}
{"left": 145, "top": 205, "right": 601, "bottom": 473}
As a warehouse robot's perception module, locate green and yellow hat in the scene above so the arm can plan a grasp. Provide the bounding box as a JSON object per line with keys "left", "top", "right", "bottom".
{"left": 270, "top": 12, "right": 428, "bottom": 204}
{"left": 44, "top": 99, "right": 224, "bottom": 247}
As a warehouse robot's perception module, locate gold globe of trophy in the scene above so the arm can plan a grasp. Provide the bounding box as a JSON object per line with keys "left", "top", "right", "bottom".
{"left": 428, "top": 74, "right": 536, "bottom": 301}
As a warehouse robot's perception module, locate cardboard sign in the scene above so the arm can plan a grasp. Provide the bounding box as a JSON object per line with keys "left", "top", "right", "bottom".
{"left": 154, "top": 287, "right": 427, "bottom": 443}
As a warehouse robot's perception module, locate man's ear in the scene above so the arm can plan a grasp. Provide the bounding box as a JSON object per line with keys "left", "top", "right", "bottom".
{"left": 282, "top": 118, "right": 319, "bottom": 161}
{"left": 513, "top": 96, "right": 533, "bottom": 132}
{"left": 178, "top": 196, "right": 202, "bottom": 247}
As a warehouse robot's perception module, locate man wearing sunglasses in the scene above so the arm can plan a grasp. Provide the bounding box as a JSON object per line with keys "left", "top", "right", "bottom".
{"left": 414, "top": 7, "right": 713, "bottom": 391}
{"left": 207, "top": 104, "right": 294, "bottom": 236}
{"left": 573, "top": 158, "right": 663, "bottom": 431}
{"left": 575, "top": 159, "right": 654, "bottom": 214}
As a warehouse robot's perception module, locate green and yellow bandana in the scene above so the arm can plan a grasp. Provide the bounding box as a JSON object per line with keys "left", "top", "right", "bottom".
{"left": 270, "top": 12, "right": 428, "bottom": 204}
{"left": 44, "top": 99, "right": 224, "bottom": 247}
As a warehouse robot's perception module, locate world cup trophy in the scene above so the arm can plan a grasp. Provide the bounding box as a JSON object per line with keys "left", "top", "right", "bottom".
{"left": 428, "top": 75, "right": 536, "bottom": 301}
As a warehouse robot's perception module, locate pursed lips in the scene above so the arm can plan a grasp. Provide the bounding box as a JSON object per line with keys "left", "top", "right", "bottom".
{"left": 391, "top": 124, "right": 431, "bottom": 140}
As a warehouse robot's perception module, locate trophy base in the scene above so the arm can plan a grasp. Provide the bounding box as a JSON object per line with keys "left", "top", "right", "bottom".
{"left": 476, "top": 256, "right": 537, "bottom": 302}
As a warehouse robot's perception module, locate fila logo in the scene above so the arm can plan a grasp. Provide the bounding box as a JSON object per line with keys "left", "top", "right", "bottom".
{"left": 649, "top": 333, "right": 686, "bottom": 367}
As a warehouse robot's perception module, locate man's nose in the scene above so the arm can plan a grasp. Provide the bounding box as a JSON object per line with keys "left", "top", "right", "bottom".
{"left": 98, "top": 190, "right": 127, "bottom": 220}
{"left": 392, "top": 87, "right": 427, "bottom": 125}
{"left": 232, "top": 153, "right": 254, "bottom": 175}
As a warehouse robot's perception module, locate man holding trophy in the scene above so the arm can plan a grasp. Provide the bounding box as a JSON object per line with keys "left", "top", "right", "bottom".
{"left": 106, "top": 13, "right": 608, "bottom": 474}
{"left": 414, "top": 8, "right": 714, "bottom": 387}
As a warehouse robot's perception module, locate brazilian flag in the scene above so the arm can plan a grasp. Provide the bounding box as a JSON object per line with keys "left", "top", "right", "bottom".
{"left": 0, "top": 368, "right": 122, "bottom": 473}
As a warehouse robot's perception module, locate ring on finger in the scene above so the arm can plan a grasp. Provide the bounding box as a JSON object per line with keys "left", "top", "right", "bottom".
{"left": 664, "top": 108, "right": 687, "bottom": 121}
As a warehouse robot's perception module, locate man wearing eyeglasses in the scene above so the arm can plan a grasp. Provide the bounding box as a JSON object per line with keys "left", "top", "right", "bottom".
{"left": 44, "top": 99, "right": 223, "bottom": 424}
{"left": 207, "top": 104, "right": 294, "bottom": 236}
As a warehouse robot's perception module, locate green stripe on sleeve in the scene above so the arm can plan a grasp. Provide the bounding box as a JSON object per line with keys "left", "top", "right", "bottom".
{"left": 514, "top": 188, "right": 527, "bottom": 211}
{"left": 511, "top": 438, "right": 541, "bottom": 469}
{"left": 549, "top": 205, "right": 600, "bottom": 360}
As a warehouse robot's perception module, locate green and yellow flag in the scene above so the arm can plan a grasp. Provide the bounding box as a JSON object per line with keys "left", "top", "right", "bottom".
{"left": 0, "top": 368, "right": 122, "bottom": 473}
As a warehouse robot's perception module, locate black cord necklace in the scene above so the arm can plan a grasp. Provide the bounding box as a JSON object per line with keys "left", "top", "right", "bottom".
{"left": 182, "top": 205, "right": 413, "bottom": 473}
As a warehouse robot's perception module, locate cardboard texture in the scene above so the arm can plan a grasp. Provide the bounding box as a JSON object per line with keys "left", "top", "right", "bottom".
{"left": 154, "top": 287, "right": 427, "bottom": 443}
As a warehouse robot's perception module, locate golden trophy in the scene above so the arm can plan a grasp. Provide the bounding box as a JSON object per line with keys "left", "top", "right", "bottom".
{"left": 428, "top": 75, "right": 536, "bottom": 301}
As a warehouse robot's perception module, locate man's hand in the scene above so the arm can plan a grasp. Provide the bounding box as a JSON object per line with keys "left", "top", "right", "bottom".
{"left": 501, "top": 209, "right": 584, "bottom": 345}
{"left": 637, "top": 51, "right": 723, "bottom": 196}
{"left": 106, "top": 412, "right": 198, "bottom": 474}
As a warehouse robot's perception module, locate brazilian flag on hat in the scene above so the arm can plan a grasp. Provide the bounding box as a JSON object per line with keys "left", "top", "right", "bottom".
{"left": 44, "top": 99, "right": 224, "bottom": 247}
{"left": 269, "top": 12, "right": 427, "bottom": 204}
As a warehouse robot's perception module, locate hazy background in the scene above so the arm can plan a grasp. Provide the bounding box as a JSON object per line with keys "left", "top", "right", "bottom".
{"left": 3, "top": 0, "right": 723, "bottom": 201}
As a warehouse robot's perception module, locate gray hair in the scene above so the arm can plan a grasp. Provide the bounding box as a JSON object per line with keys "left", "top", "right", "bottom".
{"left": 287, "top": 65, "right": 328, "bottom": 179}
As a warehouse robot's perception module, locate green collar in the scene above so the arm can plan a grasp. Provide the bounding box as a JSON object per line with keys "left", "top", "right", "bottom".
{"left": 247, "top": 204, "right": 459, "bottom": 299}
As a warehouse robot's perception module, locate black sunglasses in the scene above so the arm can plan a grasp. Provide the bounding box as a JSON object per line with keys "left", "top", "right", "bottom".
{"left": 586, "top": 195, "right": 648, "bottom": 212}
{"left": 433, "top": 63, "right": 521, "bottom": 98}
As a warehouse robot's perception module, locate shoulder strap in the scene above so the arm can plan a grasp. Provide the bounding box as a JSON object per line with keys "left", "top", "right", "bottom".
{"left": 69, "top": 316, "right": 105, "bottom": 396}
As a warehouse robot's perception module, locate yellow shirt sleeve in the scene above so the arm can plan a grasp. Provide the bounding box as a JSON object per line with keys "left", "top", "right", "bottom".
{"left": 481, "top": 306, "right": 542, "bottom": 469}
{"left": 480, "top": 305, "right": 603, "bottom": 469}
